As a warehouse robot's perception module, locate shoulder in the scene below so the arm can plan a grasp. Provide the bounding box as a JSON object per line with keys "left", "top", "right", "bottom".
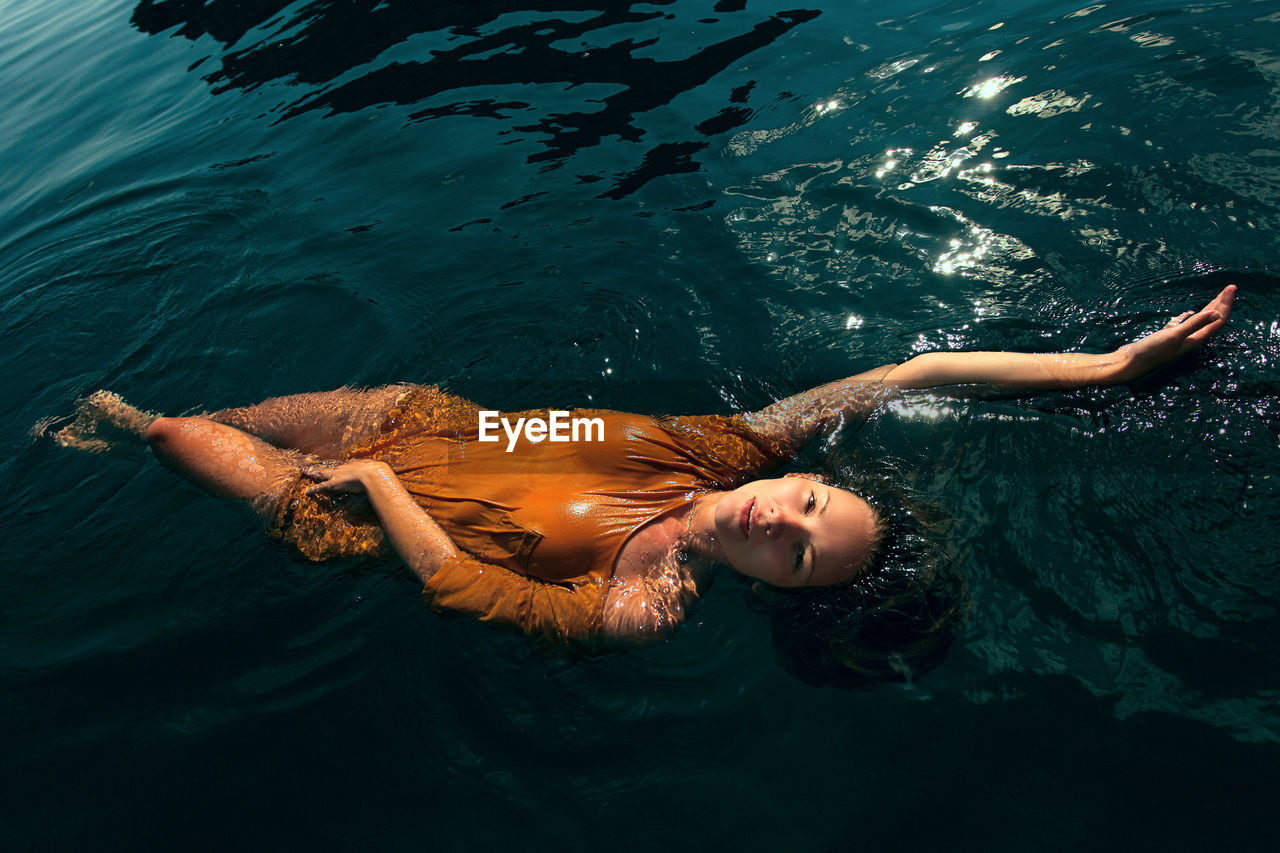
{"left": 743, "top": 366, "right": 899, "bottom": 449}
{"left": 602, "top": 572, "right": 693, "bottom": 644}
{"left": 603, "top": 531, "right": 701, "bottom": 645}
{"left": 654, "top": 413, "right": 793, "bottom": 478}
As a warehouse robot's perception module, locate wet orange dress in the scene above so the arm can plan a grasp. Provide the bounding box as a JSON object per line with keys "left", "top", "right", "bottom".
{"left": 268, "top": 386, "right": 787, "bottom": 647}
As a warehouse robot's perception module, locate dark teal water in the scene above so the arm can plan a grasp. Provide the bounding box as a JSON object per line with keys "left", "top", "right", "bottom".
{"left": 3, "top": 0, "right": 1279, "bottom": 849}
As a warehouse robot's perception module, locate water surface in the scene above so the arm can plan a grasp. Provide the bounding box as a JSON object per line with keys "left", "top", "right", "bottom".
{"left": 2, "top": 0, "right": 1278, "bottom": 849}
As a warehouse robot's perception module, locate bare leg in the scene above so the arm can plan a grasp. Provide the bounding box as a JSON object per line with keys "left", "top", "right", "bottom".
{"left": 147, "top": 416, "right": 390, "bottom": 560}
{"left": 146, "top": 416, "right": 306, "bottom": 506}
{"left": 207, "top": 385, "right": 413, "bottom": 459}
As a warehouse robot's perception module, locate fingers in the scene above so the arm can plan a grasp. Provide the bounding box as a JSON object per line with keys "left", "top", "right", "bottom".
{"left": 301, "top": 465, "right": 342, "bottom": 496}
{"left": 305, "top": 479, "right": 344, "bottom": 496}
{"left": 1185, "top": 284, "right": 1236, "bottom": 346}
{"left": 1167, "top": 285, "right": 1236, "bottom": 352}
{"left": 1185, "top": 313, "right": 1226, "bottom": 346}
{"left": 1178, "top": 309, "right": 1219, "bottom": 333}
{"left": 1122, "top": 287, "right": 1237, "bottom": 375}
{"left": 301, "top": 462, "right": 372, "bottom": 495}
{"left": 1206, "top": 283, "right": 1236, "bottom": 322}
{"left": 1172, "top": 309, "right": 1227, "bottom": 354}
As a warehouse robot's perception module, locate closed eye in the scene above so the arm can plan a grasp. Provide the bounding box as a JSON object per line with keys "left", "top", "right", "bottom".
{"left": 794, "top": 490, "right": 816, "bottom": 573}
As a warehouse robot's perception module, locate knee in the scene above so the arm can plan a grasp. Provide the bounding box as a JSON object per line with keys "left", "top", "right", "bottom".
{"left": 145, "top": 416, "right": 194, "bottom": 451}
{"left": 145, "top": 416, "right": 173, "bottom": 446}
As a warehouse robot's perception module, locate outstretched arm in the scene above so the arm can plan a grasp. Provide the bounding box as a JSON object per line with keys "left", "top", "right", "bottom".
{"left": 879, "top": 285, "right": 1234, "bottom": 390}
{"left": 746, "top": 286, "right": 1236, "bottom": 447}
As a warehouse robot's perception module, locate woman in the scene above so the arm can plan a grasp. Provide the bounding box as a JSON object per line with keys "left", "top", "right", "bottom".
{"left": 56, "top": 287, "right": 1236, "bottom": 673}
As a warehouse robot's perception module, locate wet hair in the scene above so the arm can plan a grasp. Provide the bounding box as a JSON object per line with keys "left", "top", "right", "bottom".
{"left": 747, "top": 460, "right": 969, "bottom": 689}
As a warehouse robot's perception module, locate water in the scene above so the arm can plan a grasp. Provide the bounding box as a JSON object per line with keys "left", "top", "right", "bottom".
{"left": 3, "top": 0, "right": 1278, "bottom": 848}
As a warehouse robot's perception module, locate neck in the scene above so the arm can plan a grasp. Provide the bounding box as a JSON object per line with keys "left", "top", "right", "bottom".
{"left": 683, "top": 493, "right": 727, "bottom": 565}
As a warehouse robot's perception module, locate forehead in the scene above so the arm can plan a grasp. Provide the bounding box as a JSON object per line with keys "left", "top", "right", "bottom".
{"left": 811, "top": 485, "right": 879, "bottom": 585}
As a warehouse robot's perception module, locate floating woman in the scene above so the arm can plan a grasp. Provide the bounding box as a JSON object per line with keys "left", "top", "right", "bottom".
{"left": 54, "top": 286, "right": 1236, "bottom": 685}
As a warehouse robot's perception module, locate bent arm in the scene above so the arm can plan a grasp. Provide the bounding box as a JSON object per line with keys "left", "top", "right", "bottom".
{"left": 747, "top": 286, "right": 1236, "bottom": 448}
{"left": 304, "top": 460, "right": 460, "bottom": 583}
{"left": 424, "top": 553, "right": 609, "bottom": 647}
{"left": 304, "top": 460, "right": 609, "bottom": 647}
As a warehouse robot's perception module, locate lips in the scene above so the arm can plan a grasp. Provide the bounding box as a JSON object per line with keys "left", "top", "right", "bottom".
{"left": 739, "top": 498, "right": 756, "bottom": 538}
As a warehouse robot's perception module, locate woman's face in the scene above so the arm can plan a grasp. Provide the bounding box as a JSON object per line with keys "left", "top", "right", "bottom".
{"left": 712, "top": 474, "right": 880, "bottom": 588}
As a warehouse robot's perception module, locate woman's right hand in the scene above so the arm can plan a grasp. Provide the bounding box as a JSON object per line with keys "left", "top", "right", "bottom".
{"left": 303, "top": 458, "right": 459, "bottom": 583}
{"left": 302, "top": 459, "right": 393, "bottom": 495}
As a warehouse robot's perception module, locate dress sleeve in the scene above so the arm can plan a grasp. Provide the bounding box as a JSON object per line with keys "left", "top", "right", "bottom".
{"left": 421, "top": 554, "right": 608, "bottom": 651}
{"left": 655, "top": 413, "right": 792, "bottom": 484}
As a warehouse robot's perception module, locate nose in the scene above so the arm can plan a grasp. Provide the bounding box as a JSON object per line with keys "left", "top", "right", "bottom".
{"left": 764, "top": 503, "right": 803, "bottom": 537}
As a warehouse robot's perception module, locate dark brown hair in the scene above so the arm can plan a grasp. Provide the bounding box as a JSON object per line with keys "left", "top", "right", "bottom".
{"left": 748, "top": 460, "right": 969, "bottom": 689}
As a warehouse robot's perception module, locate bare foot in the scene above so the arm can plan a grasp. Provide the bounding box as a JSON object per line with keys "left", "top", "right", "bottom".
{"left": 45, "top": 390, "right": 158, "bottom": 453}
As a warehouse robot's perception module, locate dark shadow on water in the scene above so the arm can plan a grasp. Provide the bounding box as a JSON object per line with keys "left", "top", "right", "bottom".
{"left": 131, "top": 0, "right": 819, "bottom": 197}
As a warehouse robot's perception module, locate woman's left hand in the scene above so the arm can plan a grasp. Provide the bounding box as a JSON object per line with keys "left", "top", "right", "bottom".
{"left": 1115, "top": 284, "right": 1236, "bottom": 381}
{"left": 302, "top": 459, "right": 393, "bottom": 495}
